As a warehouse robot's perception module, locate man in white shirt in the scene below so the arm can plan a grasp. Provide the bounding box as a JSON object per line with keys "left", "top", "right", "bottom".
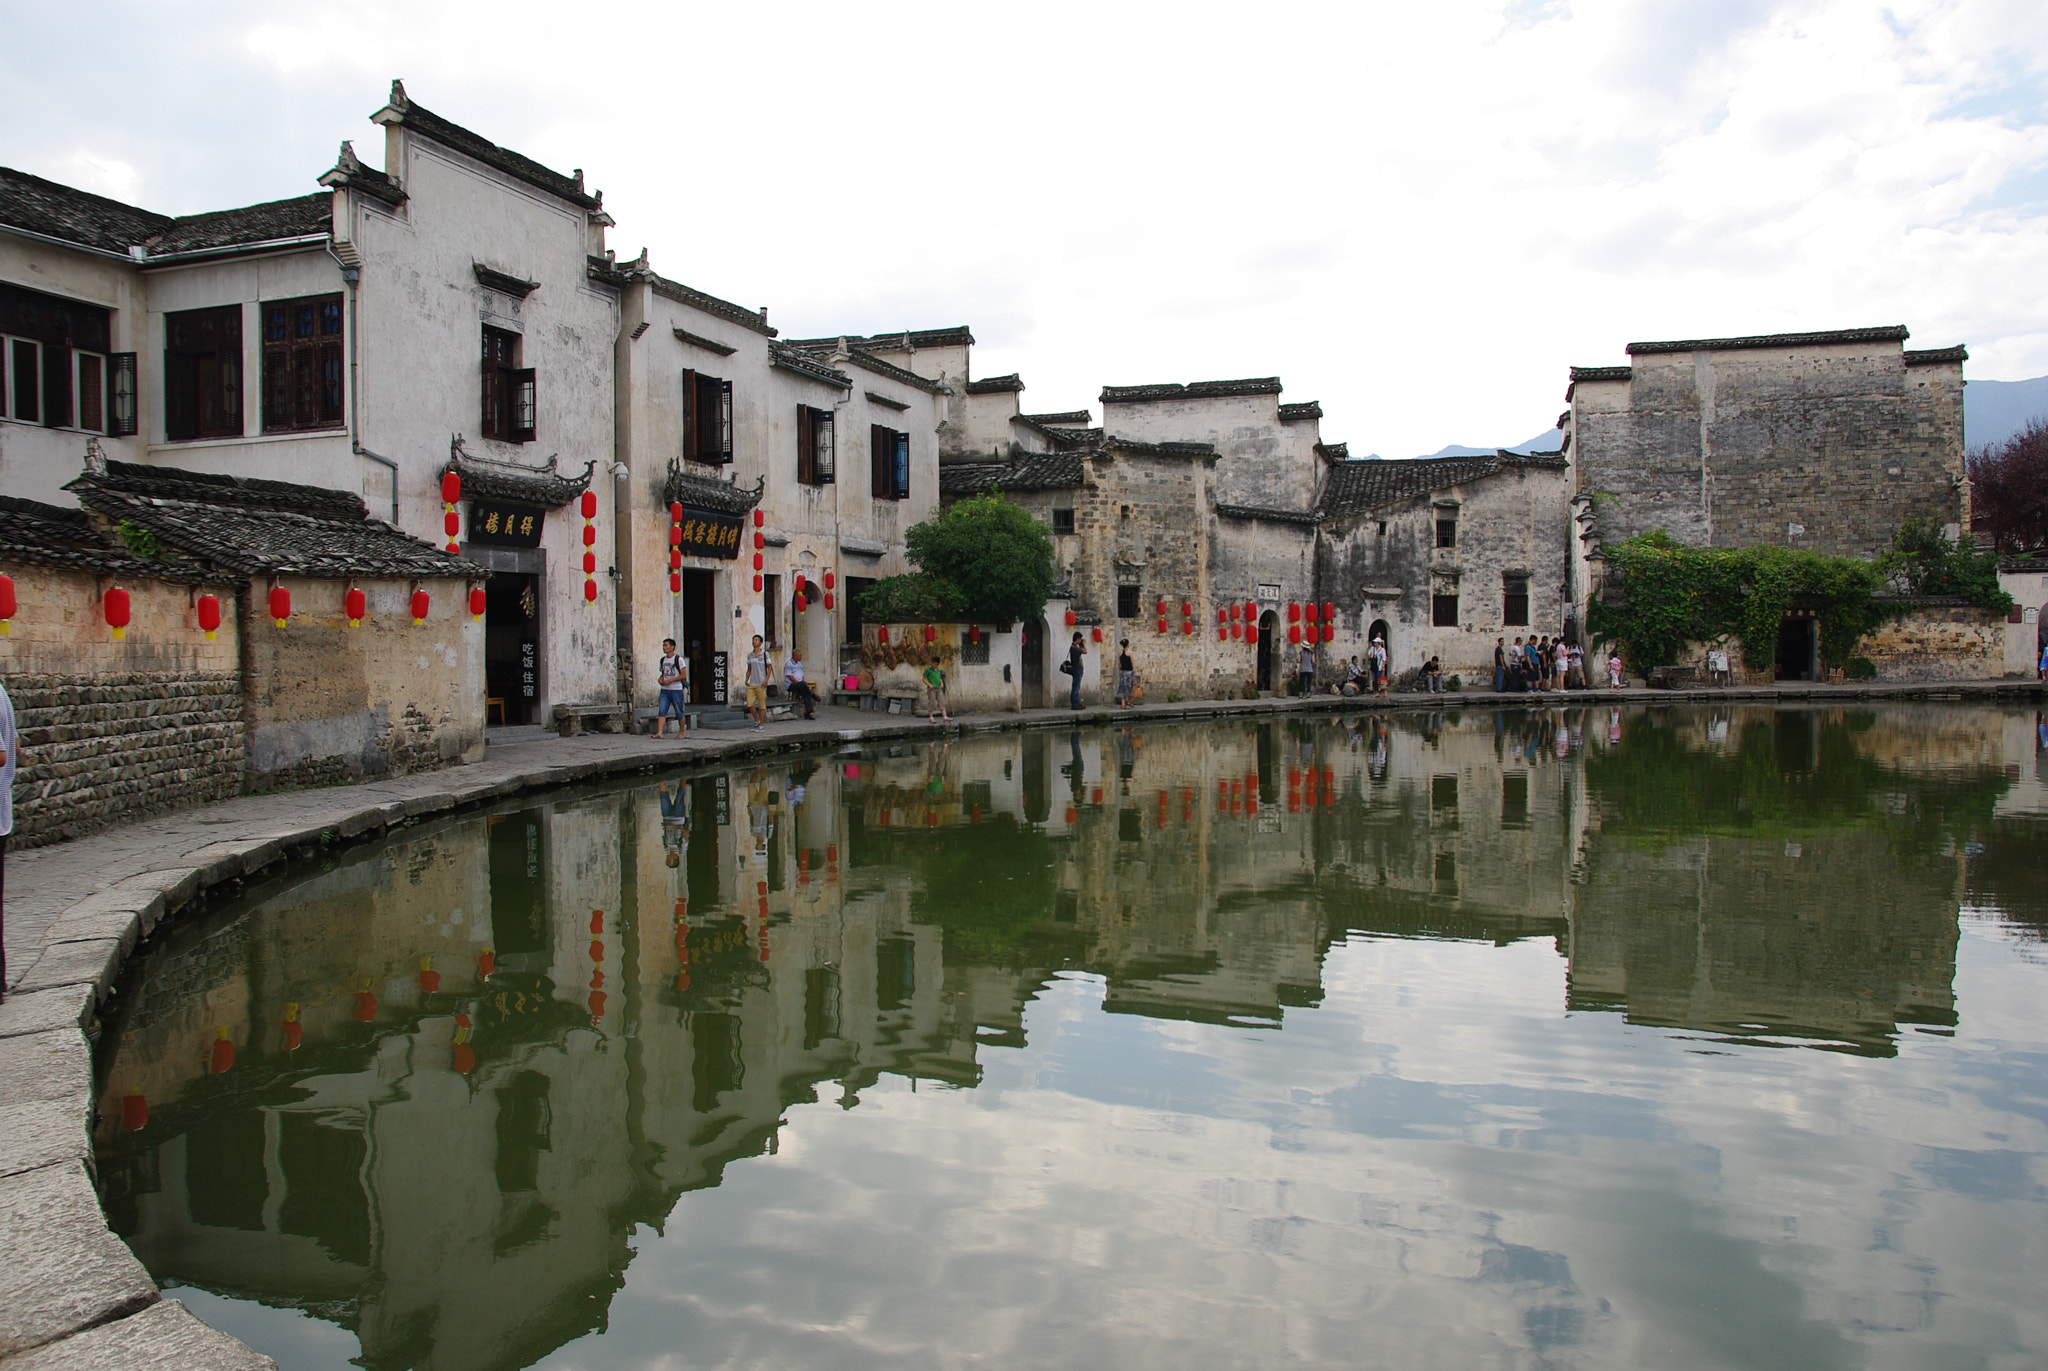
{"left": 784, "top": 649, "right": 817, "bottom": 720}
{"left": 655, "top": 638, "right": 688, "bottom": 737}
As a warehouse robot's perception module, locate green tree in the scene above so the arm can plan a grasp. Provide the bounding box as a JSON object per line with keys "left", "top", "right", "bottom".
{"left": 867, "top": 493, "right": 1056, "bottom": 625}
{"left": 855, "top": 573, "right": 968, "bottom": 623}
{"left": 1878, "top": 517, "right": 2013, "bottom": 610}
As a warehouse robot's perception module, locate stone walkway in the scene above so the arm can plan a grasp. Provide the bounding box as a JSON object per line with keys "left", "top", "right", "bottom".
{"left": 0, "top": 676, "right": 2041, "bottom": 1367}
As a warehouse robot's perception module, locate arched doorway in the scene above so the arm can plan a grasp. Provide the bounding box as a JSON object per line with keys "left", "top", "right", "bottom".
{"left": 1021, "top": 617, "right": 1047, "bottom": 708}
{"left": 1368, "top": 620, "right": 1391, "bottom": 683}
{"left": 1256, "top": 611, "right": 1278, "bottom": 691}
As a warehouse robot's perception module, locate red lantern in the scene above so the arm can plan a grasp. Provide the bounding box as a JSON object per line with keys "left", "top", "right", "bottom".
{"left": 924, "top": 623, "right": 936, "bottom": 643}
{"left": 197, "top": 593, "right": 222, "bottom": 640}
{"left": 669, "top": 550, "right": 682, "bottom": 571}
{"left": 444, "top": 510, "right": 460, "bottom": 538}
{"left": 1156, "top": 599, "right": 1166, "bottom": 616}
{"left": 753, "top": 574, "right": 762, "bottom": 592}
{"left": 1229, "top": 603, "right": 1240, "bottom": 621}
{"left": 355, "top": 990, "right": 378, "bottom": 1022}
{"left": 582, "top": 524, "right": 597, "bottom": 547}
{"left": 824, "top": 593, "right": 834, "bottom": 610}
{"left": 877, "top": 626, "right": 888, "bottom": 644}
{"left": 753, "top": 509, "right": 765, "bottom": 527}
{"left": 1157, "top": 618, "right": 1168, "bottom": 634}
{"left": 1218, "top": 626, "right": 1228, "bottom": 641}
{"left": 418, "top": 960, "right": 441, "bottom": 994}
{"left": 0, "top": 572, "right": 13, "bottom": 634}
{"left": 104, "top": 585, "right": 131, "bottom": 640}
{"left": 583, "top": 551, "right": 598, "bottom": 574}
{"left": 1305, "top": 603, "right": 1318, "bottom": 622}
{"left": 968, "top": 624, "right": 980, "bottom": 644}
{"left": 1092, "top": 626, "right": 1103, "bottom": 642}
{"left": 670, "top": 501, "right": 683, "bottom": 522}
{"left": 210, "top": 1029, "right": 234, "bottom": 1075}
{"left": 753, "top": 552, "right": 764, "bottom": 571}
{"left": 344, "top": 587, "right": 365, "bottom": 626}
{"left": 670, "top": 525, "right": 682, "bottom": 547}
{"left": 1231, "top": 623, "right": 1242, "bottom": 640}
{"left": 794, "top": 575, "right": 807, "bottom": 598}
{"left": 585, "top": 578, "right": 599, "bottom": 603}
{"left": 824, "top": 571, "right": 835, "bottom": 590}
{"left": 1244, "top": 601, "right": 1255, "bottom": 620}
{"left": 1065, "top": 609, "right": 1077, "bottom": 626}
{"left": 478, "top": 949, "right": 496, "bottom": 978}
{"left": 1183, "top": 621, "right": 1193, "bottom": 634}
{"left": 1181, "top": 601, "right": 1191, "bottom": 616}
{"left": 121, "top": 1091, "right": 148, "bottom": 1132}
{"left": 1217, "top": 607, "right": 1227, "bottom": 623}
{"left": 453, "top": 1043, "right": 476, "bottom": 1074}
{"left": 1289, "top": 624, "right": 1302, "bottom": 644}
{"left": 581, "top": 491, "right": 598, "bottom": 519}
{"left": 1323, "top": 602, "right": 1336, "bottom": 621}
{"left": 469, "top": 586, "right": 486, "bottom": 621}
{"left": 1288, "top": 602, "right": 1301, "bottom": 621}
{"left": 442, "top": 471, "right": 462, "bottom": 505}
{"left": 411, "top": 589, "right": 430, "bottom": 624}
{"left": 795, "top": 594, "right": 806, "bottom": 612}
{"left": 669, "top": 572, "right": 682, "bottom": 594}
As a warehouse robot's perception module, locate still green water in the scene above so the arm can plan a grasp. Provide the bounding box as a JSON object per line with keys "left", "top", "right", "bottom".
{"left": 93, "top": 704, "right": 2048, "bottom": 1370}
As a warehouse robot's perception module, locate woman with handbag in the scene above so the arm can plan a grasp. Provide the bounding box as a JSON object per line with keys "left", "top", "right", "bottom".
{"left": 1063, "top": 632, "right": 1086, "bottom": 709}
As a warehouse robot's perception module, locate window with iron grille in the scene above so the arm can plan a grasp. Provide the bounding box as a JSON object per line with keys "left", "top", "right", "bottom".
{"left": 683, "top": 369, "right": 732, "bottom": 464}
{"left": 1502, "top": 575, "right": 1529, "bottom": 627}
{"left": 1436, "top": 518, "right": 1457, "bottom": 549}
{"left": 165, "top": 304, "right": 243, "bottom": 440}
{"left": 262, "top": 294, "right": 344, "bottom": 433}
{"left": 1051, "top": 507, "right": 1075, "bottom": 535}
{"left": 1432, "top": 594, "right": 1459, "bottom": 627}
{"left": 1117, "top": 583, "right": 1141, "bottom": 619}
{"left": 870, "top": 425, "right": 909, "bottom": 500}
{"left": 797, "top": 405, "right": 835, "bottom": 486}
{"left": 481, "top": 325, "right": 535, "bottom": 443}
{"left": 961, "top": 630, "right": 990, "bottom": 665}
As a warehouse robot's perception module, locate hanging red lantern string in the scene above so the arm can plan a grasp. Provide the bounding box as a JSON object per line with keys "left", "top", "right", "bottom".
{"left": 441, "top": 471, "right": 462, "bottom": 553}
{"left": 411, "top": 588, "right": 431, "bottom": 625}
{"left": 0, "top": 572, "right": 14, "bottom": 635}
{"left": 469, "top": 585, "right": 486, "bottom": 622}
{"left": 104, "top": 585, "right": 131, "bottom": 641}
{"left": 197, "top": 593, "right": 222, "bottom": 641}
{"left": 581, "top": 490, "right": 598, "bottom": 607}
{"left": 269, "top": 584, "right": 291, "bottom": 628}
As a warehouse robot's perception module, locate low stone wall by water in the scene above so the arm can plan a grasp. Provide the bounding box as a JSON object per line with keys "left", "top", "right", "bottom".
{"left": 7, "top": 671, "right": 246, "bottom": 848}
{"left": 1860, "top": 604, "right": 2008, "bottom": 682}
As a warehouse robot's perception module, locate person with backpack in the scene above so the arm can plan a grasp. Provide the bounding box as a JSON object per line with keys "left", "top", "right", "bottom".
{"left": 654, "top": 637, "right": 688, "bottom": 737}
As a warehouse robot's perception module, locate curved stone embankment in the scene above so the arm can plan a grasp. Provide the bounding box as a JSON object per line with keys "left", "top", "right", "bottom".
{"left": 1, "top": 678, "right": 2040, "bottom": 1368}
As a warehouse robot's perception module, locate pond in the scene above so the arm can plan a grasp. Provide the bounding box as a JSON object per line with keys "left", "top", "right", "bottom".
{"left": 92, "top": 704, "right": 2048, "bottom": 1371}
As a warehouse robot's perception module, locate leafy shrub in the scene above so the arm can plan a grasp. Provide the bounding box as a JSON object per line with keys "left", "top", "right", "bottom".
{"left": 856, "top": 574, "right": 967, "bottom": 624}
{"left": 1846, "top": 656, "right": 1878, "bottom": 681}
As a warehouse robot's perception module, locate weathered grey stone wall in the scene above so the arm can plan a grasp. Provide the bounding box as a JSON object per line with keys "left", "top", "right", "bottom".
{"left": 1571, "top": 340, "right": 1966, "bottom": 559}
{"left": 1859, "top": 605, "right": 2006, "bottom": 682}
{"left": 6, "top": 671, "right": 245, "bottom": 847}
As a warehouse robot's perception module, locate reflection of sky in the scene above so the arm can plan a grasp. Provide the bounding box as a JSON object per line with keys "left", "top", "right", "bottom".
{"left": 526, "top": 921, "right": 2047, "bottom": 1371}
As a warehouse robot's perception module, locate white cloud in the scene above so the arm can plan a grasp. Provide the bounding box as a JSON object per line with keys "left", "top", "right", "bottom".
{"left": 4, "top": 0, "right": 2047, "bottom": 456}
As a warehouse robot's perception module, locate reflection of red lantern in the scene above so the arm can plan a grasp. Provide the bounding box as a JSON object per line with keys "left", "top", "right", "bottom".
{"left": 210, "top": 1028, "right": 234, "bottom": 1074}
{"left": 419, "top": 957, "right": 440, "bottom": 994}
{"left": 104, "top": 585, "right": 131, "bottom": 640}
{"left": 355, "top": 990, "right": 378, "bottom": 1022}
{"left": 590, "top": 909, "right": 605, "bottom": 935}
{"left": 0, "top": 572, "right": 13, "bottom": 634}
{"left": 589, "top": 939, "right": 604, "bottom": 963}
{"left": 876, "top": 626, "right": 888, "bottom": 645}
{"left": 1064, "top": 806, "right": 1077, "bottom": 824}
{"left": 968, "top": 624, "right": 980, "bottom": 644}
{"left": 345, "top": 587, "right": 366, "bottom": 627}
{"left": 197, "top": 593, "right": 222, "bottom": 640}
{"left": 453, "top": 1043, "right": 476, "bottom": 1074}
{"left": 122, "top": 1091, "right": 148, "bottom": 1131}
{"left": 581, "top": 491, "right": 598, "bottom": 519}
{"left": 411, "top": 589, "right": 430, "bottom": 625}
{"left": 282, "top": 1019, "right": 302, "bottom": 1053}
{"left": 477, "top": 949, "right": 496, "bottom": 979}
{"left": 588, "top": 991, "right": 607, "bottom": 1019}
{"left": 442, "top": 472, "right": 462, "bottom": 505}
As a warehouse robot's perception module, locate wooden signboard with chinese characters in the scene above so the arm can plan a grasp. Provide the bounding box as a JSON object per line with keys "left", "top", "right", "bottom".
{"left": 468, "top": 501, "right": 546, "bottom": 548}
{"left": 710, "top": 650, "right": 729, "bottom": 705}
{"left": 676, "top": 509, "right": 744, "bottom": 560}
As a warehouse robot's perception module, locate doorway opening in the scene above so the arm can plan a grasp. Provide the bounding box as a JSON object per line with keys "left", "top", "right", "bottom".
{"left": 1022, "top": 617, "right": 1047, "bottom": 708}
{"left": 1256, "top": 611, "right": 1277, "bottom": 691}
{"left": 1368, "top": 619, "right": 1391, "bottom": 678}
{"left": 1775, "top": 614, "right": 1817, "bottom": 681}
{"left": 484, "top": 573, "right": 541, "bottom": 725}
{"left": 681, "top": 569, "right": 718, "bottom": 705}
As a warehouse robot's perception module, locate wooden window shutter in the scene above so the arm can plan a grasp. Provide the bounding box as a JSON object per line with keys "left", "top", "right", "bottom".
{"left": 9, "top": 340, "right": 35, "bottom": 423}
{"left": 163, "top": 345, "right": 192, "bottom": 439}
{"left": 872, "top": 425, "right": 888, "bottom": 497}
{"left": 108, "top": 353, "right": 137, "bottom": 436}
{"left": 77, "top": 353, "right": 103, "bottom": 432}
{"left": 718, "top": 379, "right": 733, "bottom": 463}
{"left": 797, "top": 405, "right": 815, "bottom": 485}
{"left": 511, "top": 368, "right": 537, "bottom": 442}
{"left": 818, "top": 410, "right": 834, "bottom": 484}
{"left": 682, "top": 368, "right": 698, "bottom": 461}
{"left": 42, "top": 343, "right": 72, "bottom": 429}
{"left": 892, "top": 431, "right": 910, "bottom": 500}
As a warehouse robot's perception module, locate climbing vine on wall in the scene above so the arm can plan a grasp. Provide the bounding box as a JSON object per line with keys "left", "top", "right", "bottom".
{"left": 1588, "top": 532, "right": 1885, "bottom": 673}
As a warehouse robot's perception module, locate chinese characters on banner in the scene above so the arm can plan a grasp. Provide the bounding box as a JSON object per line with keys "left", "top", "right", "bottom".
{"left": 520, "top": 640, "right": 537, "bottom": 701}
{"left": 675, "top": 509, "right": 744, "bottom": 560}
{"left": 467, "top": 501, "right": 546, "bottom": 548}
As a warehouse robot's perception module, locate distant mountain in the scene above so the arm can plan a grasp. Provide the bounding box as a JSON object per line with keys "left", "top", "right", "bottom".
{"left": 1966, "top": 375, "right": 2048, "bottom": 451}
{"left": 1415, "top": 428, "right": 1562, "bottom": 460}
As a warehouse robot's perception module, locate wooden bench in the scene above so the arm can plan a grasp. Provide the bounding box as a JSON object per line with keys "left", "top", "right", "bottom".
{"left": 830, "top": 689, "right": 922, "bottom": 714}
{"left": 552, "top": 703, "right": 629, "bottom": 736}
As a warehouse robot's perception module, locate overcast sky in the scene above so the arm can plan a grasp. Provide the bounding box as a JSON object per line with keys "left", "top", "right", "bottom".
{"left": 5, "top": 0, "right": 2046, "bottom": 458}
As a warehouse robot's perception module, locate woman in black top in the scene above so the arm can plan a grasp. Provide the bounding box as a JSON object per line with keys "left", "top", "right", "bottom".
{"left": 1067, "top": 633, "right": 1086, "bottom": 709}
{"left": 1115, "top": 640, "right": 1136, "bottom": 707}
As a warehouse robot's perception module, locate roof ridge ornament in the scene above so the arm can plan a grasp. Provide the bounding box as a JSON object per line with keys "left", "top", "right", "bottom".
{"left": 81, "top": 437, "right": 108, "bottom": 478}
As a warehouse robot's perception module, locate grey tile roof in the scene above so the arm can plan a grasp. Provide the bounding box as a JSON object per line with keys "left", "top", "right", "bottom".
{"left": 447, "top": 442, "right": 594, "bottom": 507}
{"left": 835, "top": 346, "right": 945, "bottom": 394}
{"left": 1278, "top": 401, "right": 1322, "bottom": 422}
{"left": 800, "top": 326, "right": 975, "bottom": 351}
{"left": 939, "top": 453, "right": 1087, "bottom": 496}
{"left": 147, "top": 193, "right": 331, "bottom": 255}
{"left": 0, "top": 165, "right": 170, "bottom": 254}
{"left": 1214, "top": 502, "right": 1320, "bottom": 526}
{"left": 965, "top": 374, "right": 1024, "bottom": 395}
{"left": 664, "top": 462, "right": 764, "bottom": 515}
{"left": 648, "top": 272, "right": 777, "bottom": 337}
{"left": 1905, "top": 345, "right": 1968, "bottom": 366}
{"left": 0, "top": 495, "right": 225, "bottom": 586}
{"left": 67, "top": 460, "right": 482, "bottom": 580}
{"left": 1626, "top": 326, "right": 1909, "bottom": 356}
{"left": 1568, "top": 365, "right": 1632, "bottom": 383}
{"left": 380, "top": 82, "right": 600, "bottom": 210}
{"left": 1101, "top": 378, "right": 1283, "bottom": 404}
{"left": 1021, "top": 410, "right": 1091, "bottom": 426}
{"left": 1315, "top": 442, "right": 1349, "bottom": 462}
{"left": 769, "top": 341, "right": 851, "bottom": 389}
{"left": 1106, "top": 437, "right": 1216, "bottom": 457}
{"left": 1315, "top": 451, "right": 1568, "bottom": 520}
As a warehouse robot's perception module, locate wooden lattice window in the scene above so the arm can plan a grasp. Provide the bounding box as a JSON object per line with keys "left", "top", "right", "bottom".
{"left": 164, "top": 304, "right": 243, "bottom": 440}
{"left": 261, "top": 293, "right": 344, "bottom": 433}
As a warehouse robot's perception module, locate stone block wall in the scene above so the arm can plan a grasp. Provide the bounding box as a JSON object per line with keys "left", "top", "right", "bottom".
{"left": 7, "top": 671, "right": 245, "bottom": 846}
{"left": 1858, "top": 605, "right": 2006, "bottom": 682}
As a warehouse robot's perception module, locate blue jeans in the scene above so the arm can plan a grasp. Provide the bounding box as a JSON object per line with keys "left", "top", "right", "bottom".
{"left": 1069, "top": 675, "right": 1082, "bottom": 708}
{"left": 658, "top": 689, "right": 686, "bottom": 718}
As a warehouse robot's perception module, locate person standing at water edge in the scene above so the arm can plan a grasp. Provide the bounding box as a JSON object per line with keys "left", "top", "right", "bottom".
{"left": 1064, "top": 632, "right": 1085, "bottom": 709}
{"left": 1494, "top": 638, "right": 1507, "bottom": 692}
{"left": 744, "top": 635, "right": 771, "bottom": 730}
{"left": 655, "top": 638, "right": 688, "bottom": 738}
{"left": 1296, "top": 640, "right": 1316, "bottom": 696}
{"left": 1115, "top": 640, "right": 1136, "bottom": 707}
{"left": 922, "top": 660, "right": 951, "bottom": 722}
{"left": 0, "top": 678, "right": 12, "bottom": 996}
{"left": 784, "top": 650, "right": 817, "bottom": 720}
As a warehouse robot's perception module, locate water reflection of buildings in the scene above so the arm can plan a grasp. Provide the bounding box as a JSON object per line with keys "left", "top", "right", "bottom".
{"left": 92, "top": 705, "right": 2022, "bottom": 1369}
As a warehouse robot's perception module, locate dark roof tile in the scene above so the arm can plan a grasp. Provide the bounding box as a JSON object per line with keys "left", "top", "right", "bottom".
{"left": 965, "top": 373, "right": 1024, "bottom": 395}
{"left": 1905, "top": 345, "right": 1968, "bottom": 366}
{"left": 769, "top": 341, "right": 851, "bottom": 389}
{"left": 1626, "top": 325, "right": 1909, "bottom": 356}
{"left": 0, "top": 165, "right": 169, "bottom": 254}
{"left": 1021, "top": 410, "right": 1091, "bottom": 426}
{"left": 1278, "top": 401, "right": 1323, "bottom": 422}
{"left": 939, "top": 453, "right": 1087, "bottom": 496}
{"left": 147, "top": 193, "right": 331, "bottom": 256}
{"left": 446, "top": 442, "right": 595, "bottom": 508}
{"left": 378, "top": 82, "right": 600, "bottom": 211}
{"left": 1316, "top": 451, "right": 1567, "bottom": 521}
{"left": 663, "top": 462, "right": 765, "bottom": 516}
{"left": 1101, "top": 378, "right": 1283, "bottom": 404}
{"left": 648, "top": 272, "right": 777, "bottom": 337}
{"left": 0, "top": 495, "right": 225, "bottom": 586}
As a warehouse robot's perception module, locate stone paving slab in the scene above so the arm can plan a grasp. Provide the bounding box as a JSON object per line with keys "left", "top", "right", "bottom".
{"left": 6, "top": 1298, "right": 276, "bottom": 1371}
{"left": 0, "top": 1161, "right": 159, "bottom": 1359}
{"left": 0, "top": 675, "right": 2037, "bottom": 1367}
